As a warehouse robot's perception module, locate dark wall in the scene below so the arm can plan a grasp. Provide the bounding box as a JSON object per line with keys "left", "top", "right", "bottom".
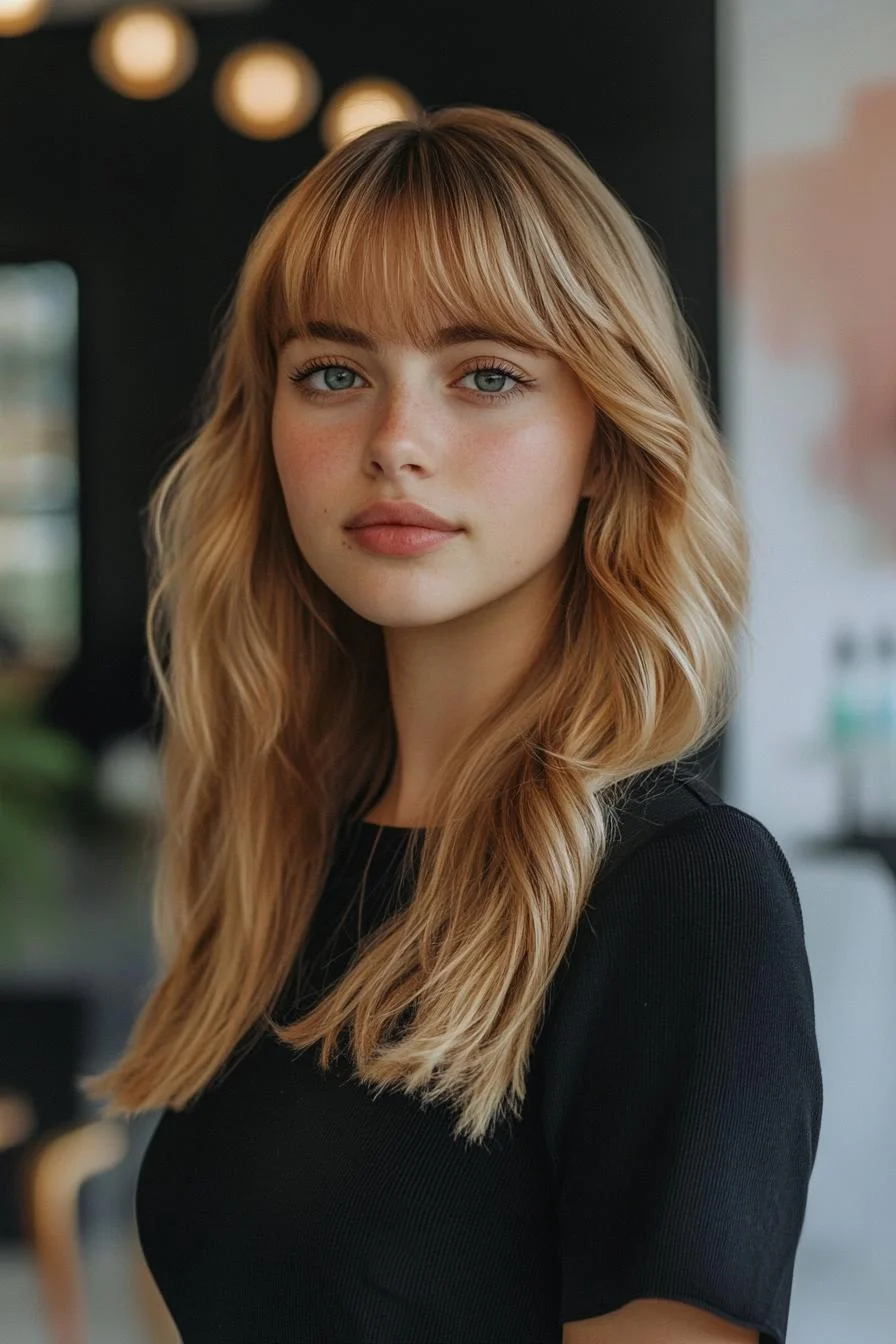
{"left": 0, "top": 0, "right": 719, "bottom": 773}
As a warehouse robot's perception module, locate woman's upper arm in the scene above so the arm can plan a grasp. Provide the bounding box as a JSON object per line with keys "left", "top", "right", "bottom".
{"left": 546, "top": 804, "right": 820, "bottom": 1344}
{"left": 563, "top": 1297, "right": 760, "bottom": 1343}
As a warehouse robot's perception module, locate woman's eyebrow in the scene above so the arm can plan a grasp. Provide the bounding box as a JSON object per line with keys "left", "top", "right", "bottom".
{"left": 283, "top": 320, "right": 548, "bottom": 356}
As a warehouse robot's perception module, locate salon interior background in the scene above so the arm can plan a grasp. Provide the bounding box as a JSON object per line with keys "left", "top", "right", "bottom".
{"left": 8, "top": 0, "right": 896, "bottom": 1341}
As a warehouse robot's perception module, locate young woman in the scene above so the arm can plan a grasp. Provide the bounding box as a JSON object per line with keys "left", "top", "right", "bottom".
{"left": 82, "top": 105, "right": 823, "bottom": 1344}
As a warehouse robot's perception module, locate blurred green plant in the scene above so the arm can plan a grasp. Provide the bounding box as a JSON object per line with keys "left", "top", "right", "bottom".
{"left": 0, "top": 697, "right": 95, "bottom": 948}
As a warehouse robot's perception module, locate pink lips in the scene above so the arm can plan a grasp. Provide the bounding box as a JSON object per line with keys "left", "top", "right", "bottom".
{"left": 347, "top": 525, "right": 462, "bottom": 557}
{"left": 346, "top": 499, "right": 459, "bottom": 530}
{"left": 344, "top": 498, "right": 463, "bottom": 556}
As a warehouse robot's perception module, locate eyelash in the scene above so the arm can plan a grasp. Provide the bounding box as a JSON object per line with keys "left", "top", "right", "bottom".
{"left": 286, "top": 356, "right": 534, "bottom": 404}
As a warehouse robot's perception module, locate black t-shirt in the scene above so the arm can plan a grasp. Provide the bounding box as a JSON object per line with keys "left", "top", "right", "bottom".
{"left": 135, "top": 765, "right": 823, "bottom": 1343}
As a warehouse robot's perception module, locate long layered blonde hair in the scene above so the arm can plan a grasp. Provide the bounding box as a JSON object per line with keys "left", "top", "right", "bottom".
{"left": 81, "top": 105, "right": 749, "bottom": 1144}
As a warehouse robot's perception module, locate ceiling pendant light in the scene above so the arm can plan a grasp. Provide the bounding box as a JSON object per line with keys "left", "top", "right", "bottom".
{"left": 213, "top": 41, "right": 321, "bottom": 141}
{"left": 90, "top": 3, "right": 197, "bottom": 101}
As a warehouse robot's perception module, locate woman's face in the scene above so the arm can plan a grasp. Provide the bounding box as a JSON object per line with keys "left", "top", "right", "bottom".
{"left": 270, "top": 316, "right": 598, "bottom": 630}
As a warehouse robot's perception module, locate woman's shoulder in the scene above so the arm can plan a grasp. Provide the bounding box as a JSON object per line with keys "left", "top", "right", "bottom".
{"left": 536, "top": 765, "right": 818, "bottom": 1134}
{"left": 560, "top": 763, "right": 809, "bottom": 979}
{"left": 602, "top": 762, "right": 799, "bottom": 908}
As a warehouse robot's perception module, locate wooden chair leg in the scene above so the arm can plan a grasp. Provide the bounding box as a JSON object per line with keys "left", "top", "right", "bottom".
{"left": 19, "top": 1119, "right": 128, "bottom": 1344}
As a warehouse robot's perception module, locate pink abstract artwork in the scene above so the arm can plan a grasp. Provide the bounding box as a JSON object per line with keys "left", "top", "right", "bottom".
{"left": 725, "top": 79, "right": 896, "bottom": 554}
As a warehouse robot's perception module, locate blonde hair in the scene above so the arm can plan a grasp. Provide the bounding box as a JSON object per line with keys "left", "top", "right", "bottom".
{"left": 81, "top": 105, "right": 749, "bottom": 1145}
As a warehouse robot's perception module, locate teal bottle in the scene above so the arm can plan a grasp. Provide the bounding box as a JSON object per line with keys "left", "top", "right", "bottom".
{"left": 829, "top": 631, "right": 865, "bottom": 834}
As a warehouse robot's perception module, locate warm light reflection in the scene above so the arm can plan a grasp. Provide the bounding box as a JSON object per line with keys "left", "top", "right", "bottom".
{"left": 320, "top": 77, "right": 420, "bottom": 151}
{"left": 0, "top": 0, "right": 49, "bottom": 38}
{"left": 213, "top": 42, "right": 320, "bottom": 140}
{"left": 0, "top": 1089, "right": 35, "bottom": 1150}
{"left": 90, "top": 4, "right": 197, "bottom": 101}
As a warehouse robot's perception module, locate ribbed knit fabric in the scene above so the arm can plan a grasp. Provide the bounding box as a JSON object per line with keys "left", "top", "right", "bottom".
{"left": 136, "top": 765, "right": 823, "bottom": 1343}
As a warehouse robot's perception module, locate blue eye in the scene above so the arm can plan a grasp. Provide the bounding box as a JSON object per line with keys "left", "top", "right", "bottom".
{"left": 287, "top": 357, "right": 534, "bottom": 403}
{"left": 457, "top": 366, "right": 525, "bottom": 398}
{"left": 288, "top": 363, "right": 362, "bottom": 394}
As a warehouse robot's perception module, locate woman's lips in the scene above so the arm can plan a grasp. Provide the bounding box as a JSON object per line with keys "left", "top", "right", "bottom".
{"left": 345, "top": 524, "right": 463, "bottom": 556}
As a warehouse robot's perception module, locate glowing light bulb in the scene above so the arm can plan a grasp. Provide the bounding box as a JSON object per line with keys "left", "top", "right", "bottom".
{"left": 213, "top": 42, "right": 321, "bottom": 141}
{"left": 0, "top": 0, "right": 50, "bottom": 38}
{"left": 90, "top": 4, "right": 196, "bottom": 101}
{"left": 321, "top": 78, "right": 420, "bottom": 152}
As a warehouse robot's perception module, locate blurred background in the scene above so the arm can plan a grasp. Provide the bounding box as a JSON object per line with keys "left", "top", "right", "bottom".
{"left": 0, "top": 0, "right": 893, "bottom": 1339}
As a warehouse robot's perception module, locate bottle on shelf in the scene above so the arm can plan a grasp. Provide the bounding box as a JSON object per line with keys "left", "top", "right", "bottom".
{"left": 828, "top": 629, "right": 866, "bottom": 834}
{"left": 861, "top": 629, "right": 896, "bottom": 834}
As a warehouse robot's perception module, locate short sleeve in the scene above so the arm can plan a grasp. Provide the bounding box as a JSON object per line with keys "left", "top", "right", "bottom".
{"left": 540, "top": 804, "right": 823, "bottom": 1344}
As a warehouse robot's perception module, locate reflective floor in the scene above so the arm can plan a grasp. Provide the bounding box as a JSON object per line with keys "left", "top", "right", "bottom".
{"left": 1, "top": 1237, "right": 149, "bottom": 1344}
